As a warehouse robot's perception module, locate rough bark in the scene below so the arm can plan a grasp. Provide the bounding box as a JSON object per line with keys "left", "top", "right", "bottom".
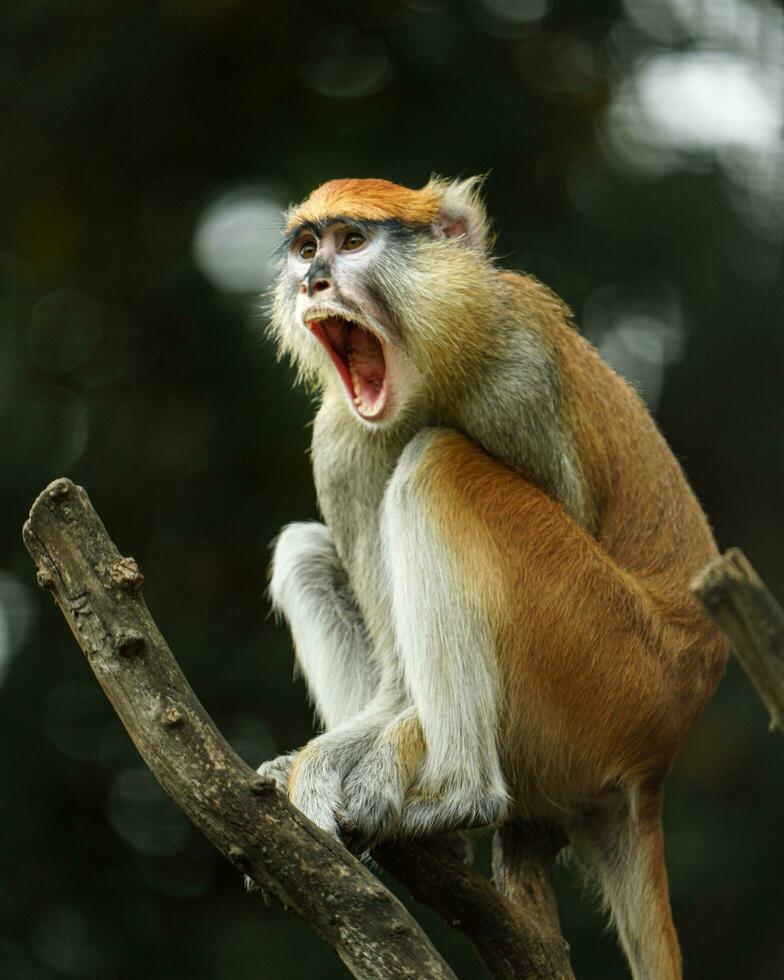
{"left": 692, "top": 547, "right": 784, "bottom": 734}
{"left": 379, "top": 825, "right": 573, "bottom": 980}
{"left": 24, "top": 478, "right": 572, "bottom": 980}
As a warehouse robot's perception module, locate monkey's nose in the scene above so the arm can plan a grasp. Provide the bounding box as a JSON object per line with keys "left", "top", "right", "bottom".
{"left": 300, "top": 275, "right": 332, "bottom": 297}
{"left": 311, "top": 277, "right": 330, "bottom": 294}
{"left": 301, "top": 256, "right": 333, "bottom": 297}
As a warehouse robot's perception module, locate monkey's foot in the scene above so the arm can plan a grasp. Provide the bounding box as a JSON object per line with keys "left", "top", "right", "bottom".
{"left": 287, "top": 728, "right": 381, "bottom": 838}
{"left": 397, "top": 787, "right": 508, "bottom": 839}
{"left": 287, "top": 760, "right": 344, "bottom": 838}
{"left": 339, "top": 742, "right": 408, "bottom": 849}
{"left": 254, "top": 751, "right": 297, "bottom": 794}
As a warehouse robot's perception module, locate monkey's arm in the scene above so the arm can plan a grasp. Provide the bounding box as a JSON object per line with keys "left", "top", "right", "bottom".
{"left": 269, "top": 522, "right": 378, "bottom": 729}
{"left": 255, "top": 521, "right": 380, "bottom": 797}
{"left": 287, "top": 428, "right": 510, "bottom": 844}
{"left": 263, "top": 521, "right": 423, "bottom": 842}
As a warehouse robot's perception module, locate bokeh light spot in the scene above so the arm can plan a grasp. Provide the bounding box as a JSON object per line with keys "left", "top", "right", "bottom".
{"left": 599, "top": 315, "right": 684, "bottom": 411}
{"left": 108, "top": 768, "right": 191, "bottom": 857}
{"left": 28, "top": 289, "right": 102, "bottom": 373}
{"left": 583, "top": 279, "right": 686, "bottom": 413}
{"left": 605, "top": 0, "right": 784, "bottom": 234}
{"left": 29, "top": 905, "right": 102, "bottom": 977}
{"left": 0, "top": 572, "right": 34, "bottom": 689}
{"left": 300, "top": 28, "right": 391, "bottom": 99}
{"left": 45, "top": 680, "right": 109, "bottom": 763}
{"left": 193, "top": 189, "right": 285, "bottom": 294}
{"left": 479, "top": 0, "right": 548, "bottom": 25}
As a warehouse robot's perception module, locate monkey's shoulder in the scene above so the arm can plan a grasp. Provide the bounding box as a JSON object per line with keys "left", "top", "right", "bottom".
{"left": 498, "top": 270, "right": 577, "bottom": 334}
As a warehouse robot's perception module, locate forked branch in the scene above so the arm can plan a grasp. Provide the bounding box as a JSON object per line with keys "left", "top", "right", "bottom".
{"left": 23, "top": 478, "right": 573, "bottom": 980}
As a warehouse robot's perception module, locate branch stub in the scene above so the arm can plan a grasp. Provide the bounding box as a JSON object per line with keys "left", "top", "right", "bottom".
{"left": 109, "top": 557, "right": 144, "bottom": 592}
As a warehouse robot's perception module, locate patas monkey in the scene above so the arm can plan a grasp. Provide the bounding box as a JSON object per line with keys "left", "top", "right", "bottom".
{"left": 257, "top": 176, "right": 726, "bottom": 979}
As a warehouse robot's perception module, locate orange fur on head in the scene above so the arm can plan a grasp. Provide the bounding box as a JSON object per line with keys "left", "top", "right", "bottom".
{"left": 285, "top": 178, "right": 442, "bottom": 231}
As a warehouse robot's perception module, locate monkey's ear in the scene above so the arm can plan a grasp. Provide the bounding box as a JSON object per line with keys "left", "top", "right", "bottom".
{"left": 429, "top": 175, "right": 491, "bottom": 252}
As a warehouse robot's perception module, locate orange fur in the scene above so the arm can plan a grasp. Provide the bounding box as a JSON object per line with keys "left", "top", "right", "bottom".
{"left": 286, "top": 178, "right": 441, "bottom": 231}
{"left": 393, "top": 424, "right": 719, "bottom": 979}
{"left": 391, "top": 274, "right": 726, "bottom": 812}
{"left": 412, "top": 430, "right": 721, "bottom": 810}
{"left": 385, "top": 712, "right": 426, "bottom": 788}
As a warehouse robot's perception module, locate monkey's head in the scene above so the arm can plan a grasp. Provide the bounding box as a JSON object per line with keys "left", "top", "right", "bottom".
{"left": 271, "top": 176, "right": 498, "bottom": 428}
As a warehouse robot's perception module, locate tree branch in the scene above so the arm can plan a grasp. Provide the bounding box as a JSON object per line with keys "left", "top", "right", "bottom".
{"left": 23, "top": 479, "right": 453, "bottom": 979}
{"left": 379, "top": 825, "right": 573, "bottom": 980}
{"left": 692, "top": 547, "right": 784, "bottom": 734}
{"left": 24, "top": 477, "right": 573, "bottom": 980}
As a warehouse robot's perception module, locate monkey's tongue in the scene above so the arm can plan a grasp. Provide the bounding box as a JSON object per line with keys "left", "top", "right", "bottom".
{"left": 346, "top": 324, "right": 385, "bottom": 417}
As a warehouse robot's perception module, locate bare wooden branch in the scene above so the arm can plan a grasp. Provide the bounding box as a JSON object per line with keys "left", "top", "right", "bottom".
{"left": 23, "top": 478, "right": 454, "bottom": 980}
{"left": 379, "top": 826, "right": 573, "bottom": 980}
{"left": 692, "top": 547, "right": 784, "bottom": 734}
{"left": 24, "top": 477, "right": 574, "bottom": 980}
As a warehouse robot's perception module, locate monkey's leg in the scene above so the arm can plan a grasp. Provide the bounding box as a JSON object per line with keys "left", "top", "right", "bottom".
{"left": 378, "top": 428, "right": 686, "bottom": 977}
{"left": 255, "top": 522, "right": 378, "bottom": 795}
{"left": 569, "top": 789, "right": 681, "bottom": 980}
{"left": 345, "top": 428, "right": 512, "bottom": 840}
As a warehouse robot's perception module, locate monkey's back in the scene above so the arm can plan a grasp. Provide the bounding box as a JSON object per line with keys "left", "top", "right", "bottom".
{"left": 504, "top": 272, "right": 719, "bottom": 607}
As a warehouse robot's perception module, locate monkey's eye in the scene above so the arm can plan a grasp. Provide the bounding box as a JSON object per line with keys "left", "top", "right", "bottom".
{"left": 298, "top": 238, "right": 317, "bottom": 260}
{"left": 341, "top": 231, "right": 366, "bottom": 252}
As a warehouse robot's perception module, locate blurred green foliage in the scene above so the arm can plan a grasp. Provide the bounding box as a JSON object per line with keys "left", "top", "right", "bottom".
{"left": 1, "top": 0, "right": 782, "bottom": 977}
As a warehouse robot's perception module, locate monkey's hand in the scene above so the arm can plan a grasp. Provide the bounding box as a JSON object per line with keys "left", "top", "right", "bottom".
{"left": 338, "top": 707, "right": 421, "bottom": 849}
{"left": 343, "top": 718, "right": 508, "bottom": 844}
{"left": 323, "top": 708, "right": 509, "bottom": 848}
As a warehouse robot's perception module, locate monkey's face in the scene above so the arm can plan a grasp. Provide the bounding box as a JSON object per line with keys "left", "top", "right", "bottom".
{"left": 271, "top": 177, "right": 497, "bottom": 429}
{"left": 274, "top": 219, "right": 424, "bottom": 427}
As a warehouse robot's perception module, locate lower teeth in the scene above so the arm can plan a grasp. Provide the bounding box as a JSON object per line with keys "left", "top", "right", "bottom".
{"left": 347, "top": 349, "right": 362, "bottom": 403}
{"left": 346, "top": 339, "right": 383, "bottom": 416}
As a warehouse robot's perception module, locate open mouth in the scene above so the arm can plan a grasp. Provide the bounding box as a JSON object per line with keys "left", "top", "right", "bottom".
{"left": 309, "top": 315, "right": 388, "bottom": 421}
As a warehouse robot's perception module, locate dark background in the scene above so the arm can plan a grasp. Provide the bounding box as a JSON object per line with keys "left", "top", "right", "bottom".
{"left": 1, "top": 1, "right": 783, "bottom": 977}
